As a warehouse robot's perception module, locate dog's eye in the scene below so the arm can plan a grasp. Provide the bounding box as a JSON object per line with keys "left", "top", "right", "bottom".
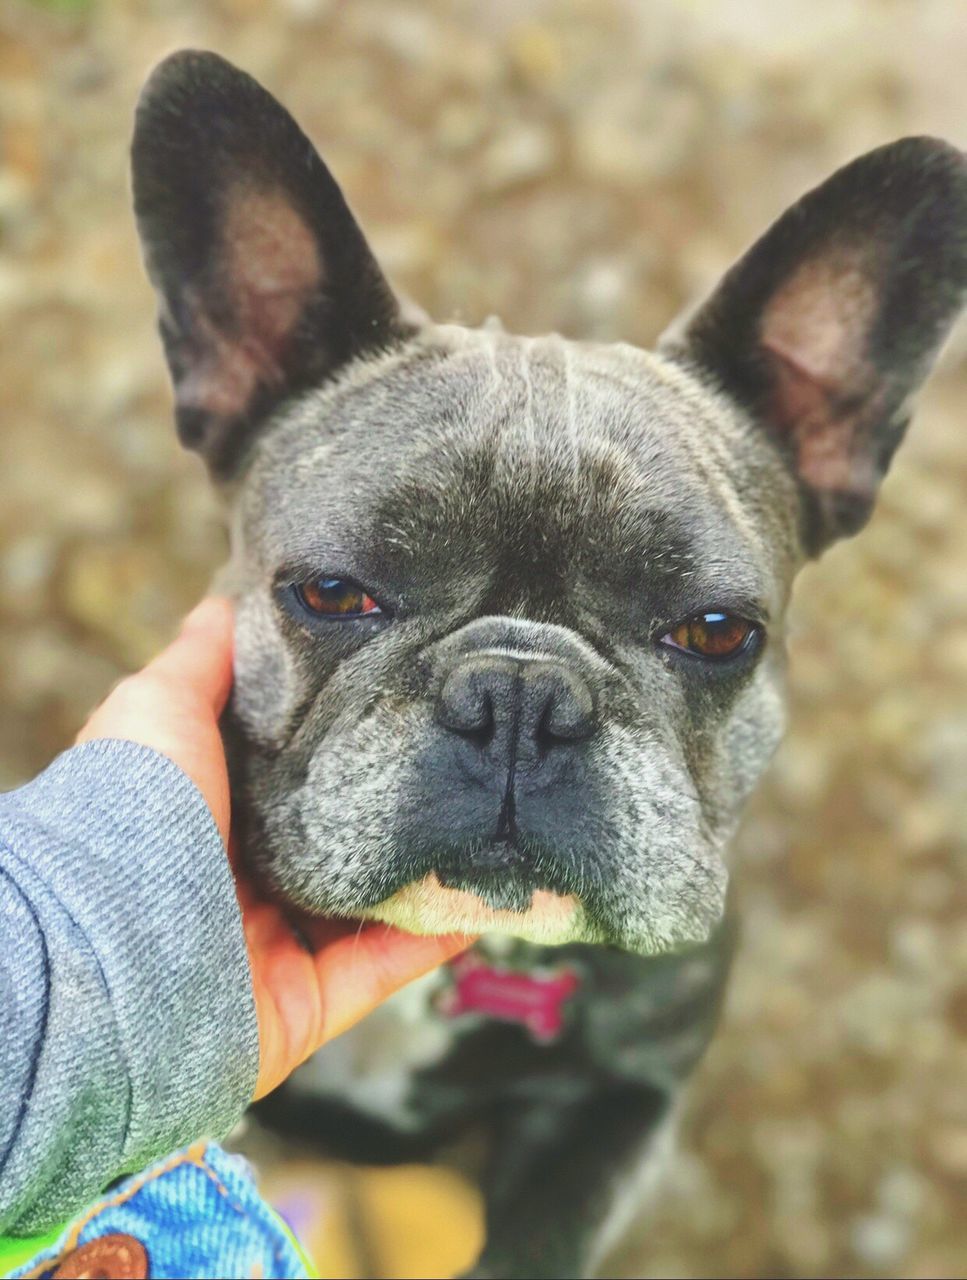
{"left": 660, "top": 611, "right": 756, "bottom": 660}
{"left": 294, "top": 576, "right": 382, "bottom": 619}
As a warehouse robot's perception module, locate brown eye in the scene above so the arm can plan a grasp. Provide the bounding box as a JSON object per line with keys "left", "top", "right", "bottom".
{"left": 661, "top": 611, "right": 756, "bottom": 660}
{"left": 295, "top": 577, "right": 381, "bottom": 618}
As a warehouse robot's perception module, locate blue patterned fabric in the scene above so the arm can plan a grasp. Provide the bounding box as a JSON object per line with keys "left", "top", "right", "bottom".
{"left": 6, "top": 1142, "right": 312, "bottom": 1279}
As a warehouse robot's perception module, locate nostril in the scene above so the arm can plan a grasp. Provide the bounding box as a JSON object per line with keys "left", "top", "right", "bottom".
{"left": 464, "top": 690, "right": 495, "bottom": 747}
{"left": 535, "top": 672, "right": 597, "bottom": 747}
{"left": 436, "top": 670, "right": 496, "bottom": 746}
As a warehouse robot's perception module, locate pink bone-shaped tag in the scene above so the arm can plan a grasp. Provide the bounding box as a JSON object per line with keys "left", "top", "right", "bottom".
{"left": 436, "top": 952, "right": 581, "bottom": 1043}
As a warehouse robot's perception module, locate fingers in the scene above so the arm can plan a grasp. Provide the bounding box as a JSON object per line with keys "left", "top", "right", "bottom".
{"left": 309, "top": 921, "right": 475, "bottom": 1045}
{"left": 142, "top": 596, "right": 234, "bottom": 718}
{"left": 78, "top": 598, "right": 234, "bottom": 740}
{"left": 76, "top": 597, "right": 234, "bottom": 841}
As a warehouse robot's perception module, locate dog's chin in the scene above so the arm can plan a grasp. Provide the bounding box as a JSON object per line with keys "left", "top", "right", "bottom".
{"left": 356, "top": 872, "right": 602, "bottom": 946}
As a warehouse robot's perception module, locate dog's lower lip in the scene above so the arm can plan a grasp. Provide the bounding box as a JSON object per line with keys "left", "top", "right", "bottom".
{"left": 357, "top": 873, "right": 584, "bottom": 943}
{"left": 426, "top": 878, "right": 578, "bottom": 919}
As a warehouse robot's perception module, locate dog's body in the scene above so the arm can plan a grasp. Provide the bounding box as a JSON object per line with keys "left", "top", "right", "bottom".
{"left": 257, "top": 923, "right": 735, "bottom": 1277}
{"left": 131, "top": 51, "right": 967, "bottom": 1277}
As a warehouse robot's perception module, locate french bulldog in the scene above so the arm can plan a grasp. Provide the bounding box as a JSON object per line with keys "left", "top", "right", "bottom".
{"left": 130, "top": 50, "right": 967, "bottom": 1279}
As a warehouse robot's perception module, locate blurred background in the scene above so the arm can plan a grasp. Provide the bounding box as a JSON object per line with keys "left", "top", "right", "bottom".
{"left": 2, "top": 0, "right": 966, "bottom": 1275}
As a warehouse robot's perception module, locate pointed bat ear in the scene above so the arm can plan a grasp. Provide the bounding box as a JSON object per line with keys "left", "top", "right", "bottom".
{"left": 660, "top": 137, "right": 967, "bottom": 553}
{"left": 132, "top": 50, "right": 412, "bottom": 478}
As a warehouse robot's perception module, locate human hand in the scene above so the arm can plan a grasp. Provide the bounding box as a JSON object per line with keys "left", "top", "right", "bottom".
{"left": 77, "top": 597, "right": 472, "bottom": 1100}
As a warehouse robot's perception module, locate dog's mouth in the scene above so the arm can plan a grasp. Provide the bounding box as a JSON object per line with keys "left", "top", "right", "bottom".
{"left": 350, "top": 831, "right": 604, "bottom": 946}
{"left": 356, "top": 871, "right": 591, "bottom": 945}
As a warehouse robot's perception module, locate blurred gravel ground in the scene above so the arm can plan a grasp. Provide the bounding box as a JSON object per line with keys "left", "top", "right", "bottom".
{"left": 1, "top": 1, "right": 966, "bottom": 1276}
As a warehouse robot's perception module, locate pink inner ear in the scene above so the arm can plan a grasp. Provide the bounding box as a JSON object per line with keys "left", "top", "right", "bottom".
{"left": 176, "top": 187, "right": 323, "bottom": 424}
{"left": 226, "top": 187, "right": 322, "bottom": 350}
{"left": 760, "top": 252, "right": 880, "bottom": 493}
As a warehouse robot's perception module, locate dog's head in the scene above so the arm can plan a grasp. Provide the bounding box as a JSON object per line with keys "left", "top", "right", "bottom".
{"left": 132, "top": 51, "right": 967, "bottom": 955}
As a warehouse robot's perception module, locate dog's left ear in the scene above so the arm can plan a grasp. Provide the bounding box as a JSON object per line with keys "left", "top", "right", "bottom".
{"left": 132, "top": 50, "right": 410, "bottom": 478}
{"left": 660, "top": 137, "right": 967, "bottom": 552}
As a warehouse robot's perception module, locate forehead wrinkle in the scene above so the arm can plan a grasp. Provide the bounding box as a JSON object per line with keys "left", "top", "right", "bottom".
{"left": 570, "top": 352, "right": 773, "bottom": 574}
{"left": 483, "top": 339, "right": 599, "bottom": 505}
{"left": 524, "top": 338, "right": 537, "bottom": 462}
{"left": 563, "top": 341, "right": 581, "bottom": 483}
{"left": 254, "top": 328, "right": 775, "bottom": 606}
{"left": 629, "top": 353, "right": 771, "bottom": 560}
{"left": 502, "top": 358, "right": 770, "bottom": 603}
{"left": 537, "top": 334, "right": 582, "bottom": 485}
{"left": 679, "top": 436, "right": 764, "bottom": 563}
{"left": 483, "top": 322, "right": 503, "bottom": 394}
{"left": 377, "top": 434, "right": 684, "bottom": 589}
{"left": 269, "top": 338, "right": 510, "bottom": 493}
{"left": 360, "top": 343, "right": 666, "bottom": 563}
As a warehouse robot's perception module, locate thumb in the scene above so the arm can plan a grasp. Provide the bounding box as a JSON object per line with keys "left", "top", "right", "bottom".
{"left": 77, "top": 597, "right": 235, "bottom": 842}
{"left": 140, "top": 597, "right": 235, "bottom": 717}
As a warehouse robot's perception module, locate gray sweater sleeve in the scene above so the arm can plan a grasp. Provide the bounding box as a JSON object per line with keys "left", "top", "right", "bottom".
{"left": 0, "top": 739, "right": 259, "bottom": 1236}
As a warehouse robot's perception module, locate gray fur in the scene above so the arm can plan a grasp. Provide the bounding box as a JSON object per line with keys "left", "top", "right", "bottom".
{"left": 222, "top": 331, "right": 797, "bottom": 955}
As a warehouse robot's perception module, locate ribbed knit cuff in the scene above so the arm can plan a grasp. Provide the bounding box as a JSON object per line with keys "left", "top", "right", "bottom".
{"left": 1, "top": 740, "right": 259, "bottom": 1168}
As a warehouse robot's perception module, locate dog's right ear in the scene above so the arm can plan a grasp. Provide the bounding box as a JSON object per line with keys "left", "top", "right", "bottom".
{"left": 132, "top": 50, "right": 410, "bottom": 478}
{"left": 659, "top": 137, "right": 967, "bottom": 553}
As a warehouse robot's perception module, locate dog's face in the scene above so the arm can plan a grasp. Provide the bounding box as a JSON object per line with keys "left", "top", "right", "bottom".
{"left": 132, "top": 52, "right": 967, "bottom": 955}
{"left": 222, "top": 332, "right": 798, "bottom": 955}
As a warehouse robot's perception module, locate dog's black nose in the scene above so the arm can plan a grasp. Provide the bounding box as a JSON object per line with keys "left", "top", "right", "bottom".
{"left": 436, "top": 653, "right": 597, "bottom": 758}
